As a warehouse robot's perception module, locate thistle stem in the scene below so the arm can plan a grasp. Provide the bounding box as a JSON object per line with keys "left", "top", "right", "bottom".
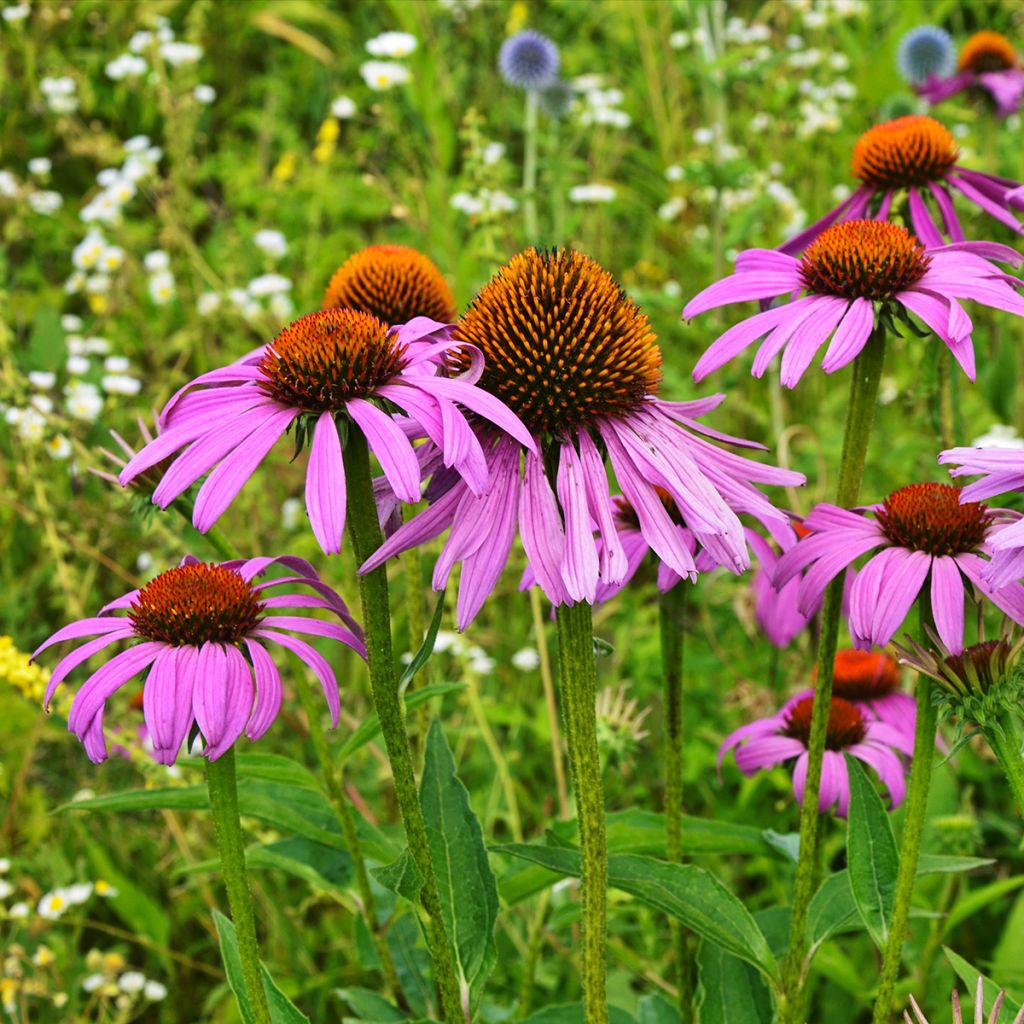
{"left": 871, "top": 674, "right": 938, "bottom": 1024}
{"left": 342, "top": 428, "right": 463, "bottom": 1024}
{"left": 523, "top": 89, "right": 540, "bottom": 243}
{"left": 555, "top": 600, "right": 608, "bottom": 1024}
{"left": 985, "top": 714, "right": 1024, "bottom": 819}
{"left": 779, "top": 332, "right": 886, "bottom": 1024}
{"left": 659, "top": 583, "right": 693, "bottom": 1020}
{"left": 206, "top": 748, "right": 271, "bottom": 1024}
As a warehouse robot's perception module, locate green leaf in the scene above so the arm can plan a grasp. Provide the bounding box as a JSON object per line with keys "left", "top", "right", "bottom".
{"left": 521, "top": 1003, "right": 636, "bottom": 1023}
{"left": 495, "top": 844, "right": 779, "bottom": 984}
{"left": 992, "top": 891, "right": 1024, "bottom": 985}
{"left": 420, "top": 719, "right": 499, "bottom": 1006}
{"left": 637, "top": 993, "right": 681, "bottom": 1024}
{"left": 944, "top": 875, "right": 1024, "bottom": 935}
{"left": 336, "top": 682, "right": 465, "bottom": 763}
{"left": 398, "top": 589, "right": 446, "bottom": 693}
{"left": 214, "top": 910, "right": 310, "bottom": 1024}
{"left": 943, "top": 947, "right": 1022, "bottom": 1019}
{"left": 845, "top": 755, "right": 899, "bottom": 949}
{"left": 806, "top": 871, "right": 859, "bottom": 950}
{"left": 235, "top": 753, "right": 320, "bottom": 790}
{"left": 697, "top": 942, "right": 773, "bottom": 1024}
{"left": 25, "top": 305, "right": 64, "bottom": 369}
{"left": 246, "top": 836, "right": 352, "bottom": 890}
{"left": 371, "top": 850, "right": 423, "bottom": 902}
{"left": 334, "top": 987, "right": 406, "bottom": 1021}
{"left": 917, "top": 854, "right": 995, "bottom": 875}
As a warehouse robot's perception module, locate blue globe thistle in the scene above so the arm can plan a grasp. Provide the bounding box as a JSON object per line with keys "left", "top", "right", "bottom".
{"left": 498, "top": 30, "right": 559, "bottom": 91}
{"left": 897, "top": 25, "right": 956, "bottom": 85}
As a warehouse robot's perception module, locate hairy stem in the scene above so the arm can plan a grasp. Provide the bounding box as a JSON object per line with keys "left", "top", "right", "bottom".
{"left": 343, "top": 428, "right": 463, "bottom": 1024}
{"left": 986, "top": 713, "right": 1024, "bottom": 819}
{"left": 555, "top": 600, "right": 608, "bottom": 1024}
{"left": 206, "top": 748, "right": 271, "bottom": 1024}
{"left": 779, "top": 331, "right": 886, "bottom": 1024}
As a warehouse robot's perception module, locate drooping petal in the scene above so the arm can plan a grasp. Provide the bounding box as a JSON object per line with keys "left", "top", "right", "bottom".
{"left": 345, "top": 398, "right": 421, "bottom": 504}
{"left": 252, "top": 630, "right": 340, "bottom": 727}
{"left": 578, "top": 430, "right": 628, "bottom": 582}
{"left": 820, "top": 297, "right": 875, "bottom": 374}
{"left": 67, "top": 642, "right": 164, "bottom": 736}
{"left": 143, "top": 646, "right": 197, "bottom": 766}
{"left": 682, "top": 270, "right": 802, "bottom": 319}
{"left": 43, "top": 628, "right": 135, "bottom": 710}
{"left": 306, "top": 411, "right": 346, "bottom": 555}
{"left": 556, "top": 442, "right": 599, "bottom": 603}
{"left": 930, "top": 555, "right": 966, "bottom": 653}
{"left": 244, "top": 639, "right": 283, "bottom": 741}
{"left": 195, "top": 643, "right": 255, "bottom": 761}
{"left": 519, "top": 449, "right": 570, "bottom": 605}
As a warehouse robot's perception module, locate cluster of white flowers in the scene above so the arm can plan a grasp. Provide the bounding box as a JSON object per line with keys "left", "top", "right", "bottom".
{"left": 253, "top": 228, "right": 288, "bottom": 260}
{"left": 143, "top": 250, "right": 176, "bottom": 305}
{"left": 40, "top": 76, "right": 78, "bottom": 115}
{"left": 360, "top": 31, "right": 417, "bottom": 92}
{"left": 108, "top": 16, "right": 203, "bottom": 82}
{"left": 401, "top": 630, "right": 496, "bottom": 676}
{"left": 569, "top": 183, "right": 617, "bottom": 204}
{"left": 658, "top": 196, "right": 687, "bottom": 223}
{"left": 67, "top": 229, "right": 127, "bottom": 301}
{"left": 78, "top": 135, "right": 161, "bottom": 229}
{"left": 574, "top": 78, "right": 630, "bottom": 128}
{"left": 36, "top": 881, "right": 115, "bottom": 921}
{"left": 228, "top": 273, "right": 294, "bottom": 322}
{"left": 450, "top": 188, "right": 518, "bottom": 217}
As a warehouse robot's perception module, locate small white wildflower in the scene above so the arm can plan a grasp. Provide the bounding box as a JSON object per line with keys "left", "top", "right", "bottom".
{"left": 17, "top": 408, "right": 46, "bottom": 441}
{"left": 30, "top": 394, "right": 53, "bottom": 414}
{"left": 63, "top": 882, "right": 93, "bottom": 905}
{"left": 972, "top": 424, "right": 1024, "bottom": 449}
{"left": 281, "top": 497, "right": 303, "bottom": 530}
{"left": 450, "top": 191, "right": 485, "bottom": 216}
{"left": 143, "top": 980, "right": 168, "bottom": 1001}
{"left": 61, "top": 314, "right": 83, "bottom": 331}
{"left": 85, "top": 274, "right": 111, "bottom": 294}
{"left": 0, "top": 170, "right": 19, "bottom": 197}
{"left": 82, "top": 974, "right": 106, "bottom": 993}
{"left": 159, "top": 41, "right": 202, "bottom": 66}
{"left": 481, "top": 141, "right": 505, "bottom": 165}
{"left": 124, "top": 134, "right": 151, "bottom": 153}
{"left": 105, "top": 53, "right": 148, "bottom": 80}
{"left": 193, "top": 84, "right": 216, "bottom": 104}
{"left": 2, "top": 4, "right": 30, "bottom": 22}
{"left": 103, "top": 356, "right": 130, "bottom": 373}
{"left": 247, "top": 273, "right": 292, "bottom": 297}
{"left": 83, "top": 336, "right": 110, "bottom": 354}
{"left": 96, "top": 167, "right": 120, "bottom": 187}
{"left": 65, "top": 388, "right": 103, "bottom": 421}
{"left": 102, "top": 374, "right": 143, "bottom": 396}
{"left": 136, "top": 551, "right": 154, "bottom": 573}
{"left": 27, "top": 191, "right": 63, "bottom": 215}
{"left": 665, "top": 164, "right": 683, "bottom": 182}
{"left": 118, "top": 972, "right": 147, "bottom": 994}
{"left": 128, "top": 30, "right": 153, "bottom": 53}
{"left": 100, "top": 246, "right": 125, "bottom": 271}
{"left": 568, "top": 183, "right": 616, "bottom": 203}
{"left": 433, "top": 630, "right": 463, "bottom": 655}
{"left": 360, "top": 61, "right": 411, "bottom": 91}
{"left": 366, "top": 31, "right": 417, "bottom": 58}
{"left": 0, "top": 859, "right": 10, "bottom": 872}
{"left": 46, "top": 435, "right": 72, "bottom": 460}
{"left": 663, "top": 279, "right": 683, "bottom": 297}
{"left": 510, "top": 647, "right": 540, "bottom": 671}
{"left": 268, "top": 293, "right": 293, "bottom": 321}
{"left": 37, "top": 891, "right": 69, "bottom": 920}
{"left": 0, "top": 880, "right": 13, "bottom": 899}
{"left": 7, "top": 902, "right": 29, "bottom": 919}
{"left": 148, "top": 270, "right": 176, "bottom": 304}
{"left": 143, "top": 249, "right": 169, "bottom": 272}
{"left": 658, "top": 197, "right": 686, "bottom": 221}
{"left": 28, "top": 157, "right": 51, "bottom": 176}
{"left": 64, "top": 272, "right": 86, "bottom": 294}
{"left": 253, "top": 229, "right": 287, "bottom": 258}
{"left": 669, "top": 30, "right": 689, "bottom": 49}
{"left": 196, "top": 292, "right": 221, "bottom": 316}
{"left": 331, "top": 95, "right": 357, "bottom": 118}
{"left": 28, "top": 371, "right": 56, "bottom": 389}
{"left": 693, "top": 127, "right": 715, "bottom": 145}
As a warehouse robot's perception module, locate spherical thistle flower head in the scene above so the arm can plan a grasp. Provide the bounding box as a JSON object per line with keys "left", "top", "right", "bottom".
{"left": 499, "top": 30, "right": 559, "bottom": 91}
{"left": 322, "top": 245, "right": 456, "bottom": 326}
{"left": 775, "top": 115, "right": 1024, "bottom": 256}
{"left": 363, "top": 247, "right": 804, "bottom": 628}
{"left": 719, "top": 694, "right": 911, "bottom": 817}
{"left": 906, "top": 976, "right": 1024, "bottom": 1024}
{"left": 117, "top": 311, "right": 532, "bottom": 555}
{"left": 774, "top": 482, "right": 1024, "bottom": 654}
{"left": 941, "top": 444, "right": 1024, "bottom": 588}
{"left": 684, "top": 221, "right": 1024, "bottom": 387}
{"left": 32, "top": 556, "right": 365, "bottom": 765}
{"left": 897, "top": 26, "right": 956, "bottom": 86}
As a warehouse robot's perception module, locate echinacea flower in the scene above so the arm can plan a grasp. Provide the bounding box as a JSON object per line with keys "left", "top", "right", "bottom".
{"left": 940, "top": 445, "right": 1024, "bottom": 587}
{"left": 918, "top": 31, "right": 1024, "bottom": 119}
{"left": 776, "top": 116, "right": 1024, "bottom": 254}
{"left": 498, "top": 30, "right": 559, "bottom": 91}
{"left": 362, "top": 248, "right": 803, "bottom": 628}
{"left": 897, "top": 26, "right": 956, "bottom": 86}
{"left": 774, "top": 483, "right": 1024, "bottom": 653}
{"left": 683, "top": 220, "right": 1024, "bottom": 386}
{"left": 906, "top": 976, "right": 1024, "bottom": 1024}
{"left": 118, "top": 311, "right": 533, "bottom": 555}
{"left": 719, "top": 694, "right": 910, "bottom": 817}
{"left": 32, "top": 556, "right": 365, "bottom": 764}
{"left": 749, "top": 523, "right": 818, "bottom": 648}
{"left": 322, "top": 245, "right": 456, "bottom": 326}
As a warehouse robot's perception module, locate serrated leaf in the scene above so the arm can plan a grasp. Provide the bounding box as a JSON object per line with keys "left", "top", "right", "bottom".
{"left": 845, "top": 755, "right": 899, "bottom": 949}
{"left": 371, "top": 850, "right": 423, "bottom": 902}
{"left": 420, "top": 719, "right": 499, "bottom": 1007}
{"left": 494, "top": 844, "right": 779, "bottom": 984}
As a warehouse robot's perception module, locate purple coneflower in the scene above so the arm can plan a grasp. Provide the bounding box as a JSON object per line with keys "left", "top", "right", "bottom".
{"left": 719, "top": 694, "right": 910, "bottom": 817}
{"left": 118, "top": 310, "right": 533, "bottom": 555}
{"left": 33, "top": 556, "right": 364, "bottom": 764}
{"left": 776, "top": 115, "right": 1024, "bottom": 252}
{"left": 683, "top": 220, "right": 1024, "bottom": 387}
{"left": 774, "top": 483, "right": 1024, "bottom": 653}
{"left": 941, "top": 445, "right": 1024, "bottom": 587}
{"left": 749, "top": 523, "right": 816, "bottom": 648}
{"left": 918, "top": 31, "right": 1024, "bottom": 119}
{"left": 363, "top": 248, "right": 803, "bottom": 628}
{"left": 906, "top": 976, "right": 1024, "bottom": 1024}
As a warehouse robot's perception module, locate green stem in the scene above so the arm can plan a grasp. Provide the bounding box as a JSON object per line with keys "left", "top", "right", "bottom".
{"left": 985, "top": 713, "right": 1024, "bottom": 818}
{"left": 555, "top": 601, "right": 608, "bottom": 1024}
{"left": 206, "top": 748, "right": 271, "bottom": 1024}
{"left": 517, "top": 889, "right": 551, "bottom": 1019}
{"left": 937, "top": 349, "right": 956, "bottom": 451}
{"left": 292, "top": 674, "right": 403, "bottom": 1001}
{"left": 342, "top": 428, "right": 463, "bottom": 1024}
{"left": 779, "top": 331, "right": 886, "bottom": 1024}
{"left": 871, "top": 675, "right": 938, "bottom": 1024}
{"left": 523, "top": 89, "right": 539, "bottom": 243}
{"left": 659, "top": 584, "right": 693, "bottom": 1020}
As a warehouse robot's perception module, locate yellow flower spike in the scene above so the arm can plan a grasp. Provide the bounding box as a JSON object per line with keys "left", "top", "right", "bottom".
{"left": 312, "top": 141, "right": 334, "bottom": 164}
{"left": 87, "top": 294, "right": 108, "bottom": 315}
{"left": 317, "top": 117, "right": 339, "bottom": 144}
{"left": 506, "top": 1, "right": 528, "bottom": 35}
{"left": 271, "top": 151, "right": 297, "bottom": 182}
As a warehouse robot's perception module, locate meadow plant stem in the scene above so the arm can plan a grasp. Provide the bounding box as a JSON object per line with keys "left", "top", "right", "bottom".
{"left": 937, "top": 349, "right": 956, "bottom": 450}
{"left": 779, "top": 331, "right": 886, "bottom": 1024}
{"left": 985, "top": 715, "right": 1024, "bottom": 818}
{"left": 518, "top": 890, "right": 552, "bottom": 1019}
{"left": 292, "top": 674, "right": 402, "bottom": 1000}
{"left": 523, "top": 89, "right": 540, "bottom": 243}
{"left": 871, "top": 675, "right": 938, "bottom": 1024}
{"left": 341, "top": 428, "right": 463, "bottom": 1024}
{"left": 554, "top": 600, "right": 608, "bottom": 1024}
{"left": 206, "top": 747, "right": 272, "bottom": 1024}
{"left": 659, "top": 584, "right": 693, "bottom": 1019}
{"left": 533, "top": 587, "right": 570, "bottom": 819}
